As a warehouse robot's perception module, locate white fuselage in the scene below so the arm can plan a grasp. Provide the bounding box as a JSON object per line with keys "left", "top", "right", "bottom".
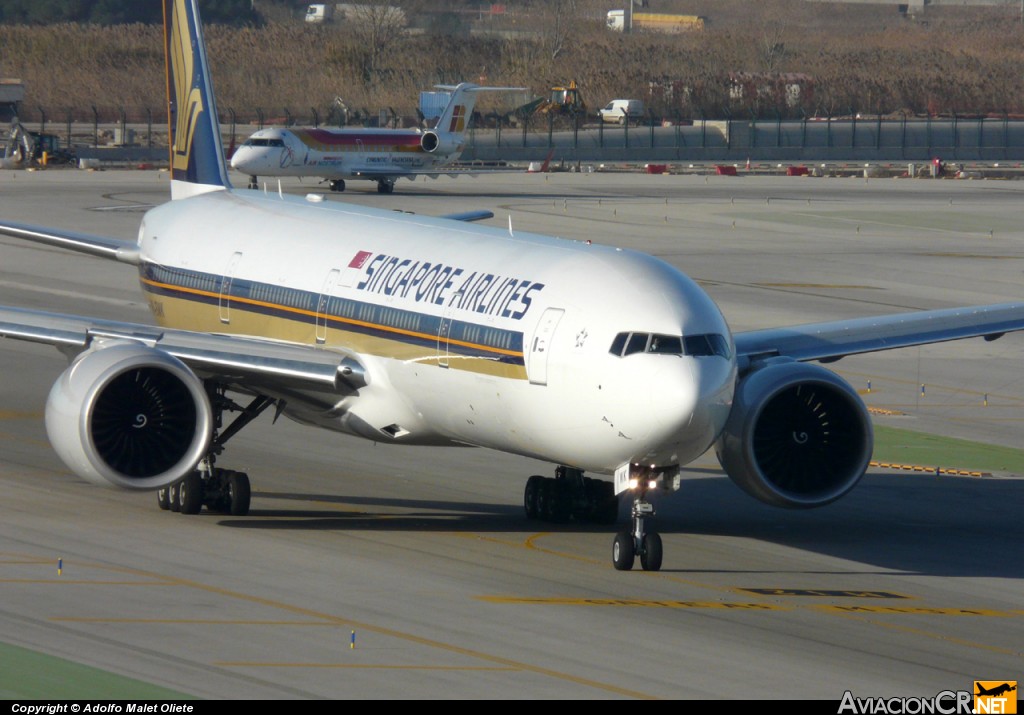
{"left": 229, "top": 127, "right": 461, "bottom": 182}
{"left": 136, "top": 189, "right": 736, "bottom": 474}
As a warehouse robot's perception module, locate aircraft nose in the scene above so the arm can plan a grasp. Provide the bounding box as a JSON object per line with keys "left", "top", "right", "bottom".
{"left": 648, "top": 356, "right": 733, "bottom": 459}
{"left": 229, "top": 149, "right": 251, "bottom": 171}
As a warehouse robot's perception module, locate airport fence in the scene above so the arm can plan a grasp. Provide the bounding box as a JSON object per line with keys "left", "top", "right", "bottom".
{"left": 15, "top": 105, "right": 1024, "bottom": 166}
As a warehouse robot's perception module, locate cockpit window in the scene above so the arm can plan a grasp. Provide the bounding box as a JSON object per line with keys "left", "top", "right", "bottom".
{"left": 649, "top": 334, "right": 682, "bottom": 355}
{"left": 609, "top": 331, "right": 730, "bottom": 359}
{"left": 624, "top": 332, "right": 649, "bottom": 356}
{"left": 684, "top": 333, "right": 731, "bottom": 358}
{"left": 242, "top": 138, "right": 285, "bottom": 148}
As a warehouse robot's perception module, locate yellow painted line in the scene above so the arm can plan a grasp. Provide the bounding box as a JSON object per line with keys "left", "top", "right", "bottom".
{"left": 823, "top": 609, "right": 1023, "bottom": 657}
{"left": 869, "top": 461, "right": 988, "bottom": 477}
{"left": 739, "top": 588, "right": 910, "bottom": 599}
{"left": 0, "top": 410, "right": 42, "bottom": 420}
{"left": 478, "top": 596, "right": 787, "bottom": 610}
{"left": 0, "top": 579, "right": 176, "bottom": 585}
{"left": 866, "top": 406, "right": 906, "bottom": 416}
{"left": 814, "top": 605, "right": 1015, "bottom": 617}
{"left": 214, "top": 663, "right": 517, "bottom": 671}
{"left": 754, "top": 283, "right": 874, "bottom": 289}
{"left": 43, "top": 558, "right": 656, "bottom": 699}
{"left": 53, "top": 618, "right": 335, "bottom": 625}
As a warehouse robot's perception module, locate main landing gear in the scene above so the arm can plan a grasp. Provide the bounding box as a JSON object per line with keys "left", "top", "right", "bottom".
{"left": 156, "top": 384, "right": 276, "bottom": 517}
{"left": 523, "top": 466, "right": 619, "bottom": 525}
{"left": 328, "top": 179, "right": 346, "bottom": 192}
{"left": 376, "top": 179, "right": 394, "bottom": 194}
{"left": 247, "top": 175, "right": 258, "bottom": 190}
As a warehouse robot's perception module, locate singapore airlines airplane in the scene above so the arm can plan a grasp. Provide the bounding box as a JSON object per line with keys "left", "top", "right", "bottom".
{"left": 2, "top": 0, "right": 1024, "bottom": 572}
{"left": 230, "top": 82, "right": 518, "bottom": 194}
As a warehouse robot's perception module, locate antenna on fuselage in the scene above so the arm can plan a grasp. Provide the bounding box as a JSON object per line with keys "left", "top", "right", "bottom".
{"left": 508, "top": 214, "right": 514, "bottom": 238}
{"left": 277, "top": 180, "right": 283, "bottom": 199}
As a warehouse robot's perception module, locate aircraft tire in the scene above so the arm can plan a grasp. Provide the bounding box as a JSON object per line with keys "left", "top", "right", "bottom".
{"left": 640, "top": 532, "right": 662, "bottom": 572}
{"left": 613, "top": 532, "right": 635, "bottom": 571}
{"left": 228, "top": 471, "right": 251, "bottom": 516}
{"left": 168, "top": 482, "right": 181, "bottom": 513}
{"left": 178, "top": 471, "right": 204, "bottom": 515}
{"left": 156, "top": 487, "right": 171, "bottom": 511}
{"left": 524, "top": 475, "right": 542, "bottom": 519}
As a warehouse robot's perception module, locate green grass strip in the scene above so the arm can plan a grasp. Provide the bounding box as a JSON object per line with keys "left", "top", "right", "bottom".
{"left": 873, "top": 425, "right": 1024, "bottom": 474}
{"left": 0, "top": 641, "right": 195, "bottom": 699}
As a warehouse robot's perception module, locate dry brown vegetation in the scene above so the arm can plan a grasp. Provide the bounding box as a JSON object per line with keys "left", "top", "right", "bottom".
{"left": 2, "top": 0, "right": 1023, "bottom": 125}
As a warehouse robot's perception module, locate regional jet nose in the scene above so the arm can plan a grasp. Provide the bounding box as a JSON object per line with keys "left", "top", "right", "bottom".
{"left": 229, "top": 147, "right": 256, "bottom": 172}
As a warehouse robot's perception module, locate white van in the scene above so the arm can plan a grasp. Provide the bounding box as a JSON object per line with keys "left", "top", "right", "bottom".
{"left": 599, "top": 99, "right": 644, "bottom": 124}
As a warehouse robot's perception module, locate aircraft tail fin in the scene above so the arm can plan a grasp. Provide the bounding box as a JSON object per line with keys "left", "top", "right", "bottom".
{"left": 163, "top": 0, "right": 232, "bottom": 200}
{"left": 432, "top": 83, "right": 479, "bottom": 136}
{"left": 432, "top": 83, "right": 527, "bottom": 137}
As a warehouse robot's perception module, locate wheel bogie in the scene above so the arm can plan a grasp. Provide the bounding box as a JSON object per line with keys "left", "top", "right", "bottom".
{"left": 521, "top": 472, "right": 618, "bottom": 525}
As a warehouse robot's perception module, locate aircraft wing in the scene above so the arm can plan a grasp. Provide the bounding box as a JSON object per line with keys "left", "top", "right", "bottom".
{"left": 0, "top": 219, "right": 142, "bottom": 264}
{"left": 733, "top": 303, "right": 1024, "bottom": 368}
{"left": 0, "top": 305, "right": 365, "bottom": 393}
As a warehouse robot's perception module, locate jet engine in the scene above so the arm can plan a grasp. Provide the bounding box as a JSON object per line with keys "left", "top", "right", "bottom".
{"left": 715, "top": 360, "right": 872, "bottom": 508}
{"left": 420, "top": 131, "right": 459, "bottom": 155}
{"left": 45, "top": 343, "right": 212, "bottom": 490}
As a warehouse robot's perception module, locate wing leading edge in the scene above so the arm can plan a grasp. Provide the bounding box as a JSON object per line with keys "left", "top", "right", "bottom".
{"left": 734, "top": 302, "right": 1024, "bottom": 369}
{"left": 0, "top": 220, "right": 140, "bottom": 264}
{"left": 0, "top": 306, "right": 365, "bottom": 393}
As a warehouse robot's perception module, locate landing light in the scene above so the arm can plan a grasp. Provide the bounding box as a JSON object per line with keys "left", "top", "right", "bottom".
{"left": 647, "top": 480, "right": 657, "bottom": 490}
{"left": 628, "top": 478, "right": 639, "bottom": 490}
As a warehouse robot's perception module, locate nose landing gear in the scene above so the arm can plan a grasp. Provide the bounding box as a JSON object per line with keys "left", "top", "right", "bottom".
{"left": 609, "top": 463, "right": 679, "bottom": 571}
{"left": 613, "top": 490, "right": 662, "bottom": 571}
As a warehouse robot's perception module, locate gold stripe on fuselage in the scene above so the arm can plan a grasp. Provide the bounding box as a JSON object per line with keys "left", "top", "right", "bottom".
{"left": 140, "top": 279, "right": 529, "bottom": 380}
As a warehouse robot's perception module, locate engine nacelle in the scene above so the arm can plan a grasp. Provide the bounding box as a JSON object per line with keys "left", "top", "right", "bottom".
{"left": 45, "top": 343, "right": 212, "bottom": 490}
{"left": 715, "top": 360, "right": 872, "bottom": 508}
{"left": 420, "top": 131, "right": 460, "bottom": 155}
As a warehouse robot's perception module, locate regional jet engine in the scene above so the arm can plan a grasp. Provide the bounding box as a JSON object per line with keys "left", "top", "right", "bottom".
{"left": 420, "top": 131, "right": 459, "bottom": 155}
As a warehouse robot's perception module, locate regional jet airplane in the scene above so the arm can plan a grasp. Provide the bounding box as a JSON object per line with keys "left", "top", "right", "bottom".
{"left": 2, "top": 0, "right": 1024, "bottom": 571}
{"left": 230, "top": 82, "right": 518, "bottom": 194}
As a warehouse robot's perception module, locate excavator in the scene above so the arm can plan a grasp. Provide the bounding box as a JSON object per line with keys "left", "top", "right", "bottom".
{"left": 537, "top": 80, "right": 586, "bottom": 117}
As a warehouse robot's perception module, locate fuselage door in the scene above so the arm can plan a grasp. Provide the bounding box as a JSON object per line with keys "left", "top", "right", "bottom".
{"left": 528, "top": 307, "right": 564, "bottom": 386}
{"left": 316, "top": 268, "right": 340, "bottom": 344}
{"left": 219, "top": 251, "right": 243, "bottom": 324}
{"left": 437, "top": 307, "right": 455, "bottom": 368}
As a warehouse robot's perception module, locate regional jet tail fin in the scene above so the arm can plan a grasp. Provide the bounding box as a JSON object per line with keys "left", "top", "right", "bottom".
{"left": 432, "top": 83, "right": 526, "bottom": 136}
{"left": 163, "top": 0, "right": 232, "bottom": 200}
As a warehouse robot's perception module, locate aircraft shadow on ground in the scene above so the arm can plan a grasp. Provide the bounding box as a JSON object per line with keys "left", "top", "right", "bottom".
{"left": 215, "top": 471, "right": 1022, "bottom": 579}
